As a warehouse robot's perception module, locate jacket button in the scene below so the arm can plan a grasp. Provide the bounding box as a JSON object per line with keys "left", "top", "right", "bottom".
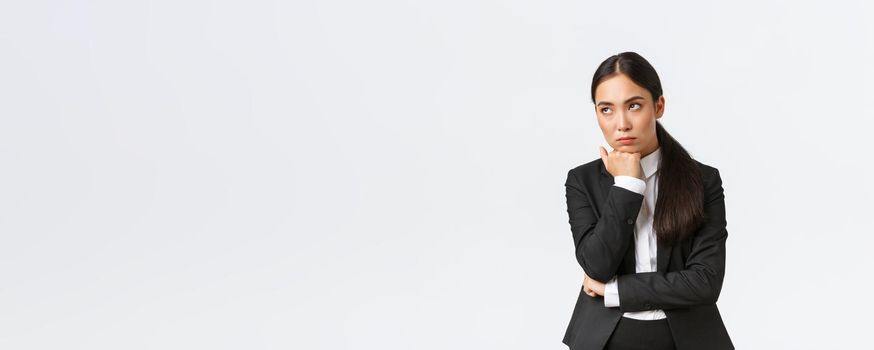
{"left": 626, "top": 218, "right": 634, "bottom": 225}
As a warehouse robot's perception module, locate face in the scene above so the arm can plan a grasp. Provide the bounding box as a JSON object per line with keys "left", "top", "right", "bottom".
{"left": 593, "top": 73, "right": 664, "bottom": 157}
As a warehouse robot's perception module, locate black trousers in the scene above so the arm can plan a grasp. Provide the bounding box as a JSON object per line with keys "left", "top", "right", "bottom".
{"left": 603, "top": 317, "right": 676, "bottom": 350}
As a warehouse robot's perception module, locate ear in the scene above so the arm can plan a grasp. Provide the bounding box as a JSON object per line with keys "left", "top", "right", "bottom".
{"left": 655, "top": 95, "right": 665, "bottom": 118}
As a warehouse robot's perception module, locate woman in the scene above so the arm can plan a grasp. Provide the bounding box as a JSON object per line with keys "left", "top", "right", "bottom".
{"left": 561, "top": 52, "right": 734, "bottom": 350}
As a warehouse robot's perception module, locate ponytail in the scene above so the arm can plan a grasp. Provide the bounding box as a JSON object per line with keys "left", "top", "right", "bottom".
{"left": 653, "top": 121, "right": 705, "bottom": 245}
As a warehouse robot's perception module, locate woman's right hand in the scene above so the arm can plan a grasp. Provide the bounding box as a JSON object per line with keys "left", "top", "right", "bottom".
{"left": 599, "top": 146, "right": 644, "bottom": 180}
{"left": 583, "top": 273, "right": 605, "bottom": 297}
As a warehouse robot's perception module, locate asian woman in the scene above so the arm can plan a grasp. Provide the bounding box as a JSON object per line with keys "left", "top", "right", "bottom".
{"left": 561, "top": 52, "right": 734, "bottom": 350}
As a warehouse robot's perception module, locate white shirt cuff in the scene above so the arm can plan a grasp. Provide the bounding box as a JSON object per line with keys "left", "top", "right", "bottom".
{"left": 613, "top": 175, "right": 645, "bottom": 195}
{"left": 603, "top": 276, "right": 620, "bottom": 307}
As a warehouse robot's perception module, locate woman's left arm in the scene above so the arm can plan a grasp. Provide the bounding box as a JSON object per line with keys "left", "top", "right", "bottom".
{"left": 613, "top": 167, "right": 728, "bottom": 312}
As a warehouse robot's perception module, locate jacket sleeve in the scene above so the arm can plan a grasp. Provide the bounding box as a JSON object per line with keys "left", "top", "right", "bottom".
{"left": 614, "top": 167, "right": 728, "bottom": 312}
{"left": 565, "top": 168, "right": 644, "bottom": 283}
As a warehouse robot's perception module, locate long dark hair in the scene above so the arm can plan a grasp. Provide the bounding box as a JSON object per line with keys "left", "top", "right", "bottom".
{"left": 590, "top": 52, "right": 704, "bottom": 245}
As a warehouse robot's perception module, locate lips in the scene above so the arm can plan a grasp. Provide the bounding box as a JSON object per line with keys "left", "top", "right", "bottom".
{"left": 618, "top": 137, "right": 636, "bottom": 145}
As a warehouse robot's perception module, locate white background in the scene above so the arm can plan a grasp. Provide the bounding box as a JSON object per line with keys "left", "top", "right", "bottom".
{"left": 1, "top": 0, "right": 872, "bottom": 349}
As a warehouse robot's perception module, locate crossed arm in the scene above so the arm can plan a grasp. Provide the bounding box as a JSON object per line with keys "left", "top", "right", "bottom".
{"left": 565, "top": 167, "right": 728, "bottom": 312}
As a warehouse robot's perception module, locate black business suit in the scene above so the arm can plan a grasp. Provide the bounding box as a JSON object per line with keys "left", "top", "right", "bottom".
{"left": 562, "top": 157, "right": 734, "bottom": 350}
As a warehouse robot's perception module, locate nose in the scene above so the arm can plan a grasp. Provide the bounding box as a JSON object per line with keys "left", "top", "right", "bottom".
{"left": 616, "top": 111, "right": 631, "bottom": 132}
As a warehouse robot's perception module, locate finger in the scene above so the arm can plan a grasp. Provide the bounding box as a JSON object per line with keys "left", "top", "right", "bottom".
{"left": 599, "top": 146, "right": 608, "bottom": 165}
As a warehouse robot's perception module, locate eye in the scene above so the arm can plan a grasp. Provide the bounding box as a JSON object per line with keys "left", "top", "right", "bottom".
{"left": 600, "top": 107, "right": 612, "bottom": 114}
{"left": 629, "top": 103, "right": 641, "bottom": 110}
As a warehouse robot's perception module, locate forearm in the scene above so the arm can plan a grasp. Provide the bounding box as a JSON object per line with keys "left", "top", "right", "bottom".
{"left": 566, "top": 171, "right": 645, "bottom": 283}
{"left": 615, "top": 261, "right": 725, "bottom": 311}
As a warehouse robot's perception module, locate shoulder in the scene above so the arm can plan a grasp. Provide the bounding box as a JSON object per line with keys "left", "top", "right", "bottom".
{"left": 693, "top": 159, "right": 722, "bottom": 185}
{"left": 565, "top": 157, "right": 603, "bottom": 184}
{"left": 693, "top": 159, "right": 726, "bottom": 205}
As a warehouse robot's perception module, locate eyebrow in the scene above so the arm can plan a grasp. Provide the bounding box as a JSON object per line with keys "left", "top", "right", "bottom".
{"left": 596, "top": 96, "right": 645, "bottom": 106}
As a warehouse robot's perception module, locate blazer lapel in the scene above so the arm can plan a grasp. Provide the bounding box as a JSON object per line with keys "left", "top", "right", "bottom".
{"left": 599, "top": 160, "right": 674, "bottom": 274}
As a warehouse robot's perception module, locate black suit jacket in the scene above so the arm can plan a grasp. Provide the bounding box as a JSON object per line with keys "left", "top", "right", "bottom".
{"left": 562, "top": 157, "right": 734, "bottom": 350}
